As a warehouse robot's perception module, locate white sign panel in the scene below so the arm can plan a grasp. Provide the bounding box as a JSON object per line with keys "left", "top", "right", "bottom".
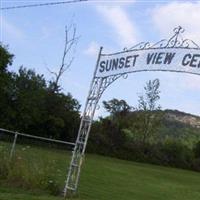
{"left": 96, "top": 48, "right": 200, "bottom": 77}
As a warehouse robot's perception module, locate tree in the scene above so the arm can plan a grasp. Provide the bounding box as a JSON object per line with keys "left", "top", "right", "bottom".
{"left": 11, "top": 67, "right": 47, "bottom": 133}
{"left": 11, "top": 67, "right": 80, "bottom": 140}
{"left": 194, "top": 141, "right": 200, "bottom": 158}
{"left": 48, "top": 24, "right": 79, "bottom": 93}
{"left": 103, "top": 98, "right": 133, "bottom": 116}
{"left": 0, "top": 43, "right": 14, "bottom": 72}
{"left": 0, "top": 43, "right": 81, "bottom": 140}
{"left": 43, "top": 90, "right": 80, "bottom": 141}
{"left": 138, "top": 79, "right": 161, "bottom": 111}
{"left": 45, "top": 23, "right": 80, "bottom": 139}
{"left": 0, "top": 44, "right": 14, "bottom": 129}
{"left": 130, "top": 79, "right": 162, "bottom": 145}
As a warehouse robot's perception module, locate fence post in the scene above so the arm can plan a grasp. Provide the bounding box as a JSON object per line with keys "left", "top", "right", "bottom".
{"left": 10, "top": 132, "right": 18, "bottom": 160}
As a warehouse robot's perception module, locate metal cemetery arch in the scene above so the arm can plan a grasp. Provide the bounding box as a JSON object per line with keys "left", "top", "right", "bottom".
{"left": 64, "top": 26, "right": 200, "bottom": 197}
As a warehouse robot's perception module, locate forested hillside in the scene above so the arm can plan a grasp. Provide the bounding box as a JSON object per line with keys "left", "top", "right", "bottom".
{"left": 88, "top": 102, "right": 200, "bottom": 172}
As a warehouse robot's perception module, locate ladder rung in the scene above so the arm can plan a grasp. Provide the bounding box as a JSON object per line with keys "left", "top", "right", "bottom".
{"left": 83, "top": 118, "right": 92, "bottom": 122}
{"left": 66, "top": 186, "right": 75, "bottom": 191}
{"left": 88, "top": 97, "right": 96, "bottom": 100}
{"left": 72, "top": 163, "right": 78, "bottom": 167}
{"left": 77, "top": 141, "right": 84, "bottom": 145}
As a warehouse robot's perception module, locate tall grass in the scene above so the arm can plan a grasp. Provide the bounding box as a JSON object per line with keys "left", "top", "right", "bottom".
{"left": 0, "top": 142, "right": 66, "bottom": 196}
{"left": 1, "top": 142, "right": 200, "bottom": 200}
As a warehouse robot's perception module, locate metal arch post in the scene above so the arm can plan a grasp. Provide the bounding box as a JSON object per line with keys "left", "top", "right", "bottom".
{"left": 64, "top": 47, "right": 103, "bottom": 197}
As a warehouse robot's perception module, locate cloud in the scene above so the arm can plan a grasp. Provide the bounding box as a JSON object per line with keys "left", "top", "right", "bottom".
{"left": 84, "top": 41, "right": 100, "bottom": 57}
{"left": 152, "top": 1, "right": 200, "bottom": 43}
{"left": 163, "top": 73, "right": 200, "bottom": 91}
{"left": 1, "top": 17, "right": 25, "bottom": 41}
{"left": 96, "top": 4, "right": 139, "bottom": 47}
{"left": 182, "top": 75, "right": 200, "bottom": 91}
{"left": 92, "top": 0, "right": 136, "bottom": 7}
{"left": 151, "top": 1, "right": 200, "bottom": 92}
{"left": 41, "top": 26, "right": 52, "bottom": 40}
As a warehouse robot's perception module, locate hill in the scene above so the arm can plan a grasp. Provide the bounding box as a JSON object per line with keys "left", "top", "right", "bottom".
{"left": 157, "top": 109, "right": 200, "bottom": 146}
{"left": 127, "top": 109, "right": 200, "bottom": 140}
{"left": 0, "top": 142, "right": 200, "bottom": 200}
{"left": 91, "top": 109, "right": 200, "bottom": 144}
{"left": 164, "top": 109, "right": 200, "bottom": 128}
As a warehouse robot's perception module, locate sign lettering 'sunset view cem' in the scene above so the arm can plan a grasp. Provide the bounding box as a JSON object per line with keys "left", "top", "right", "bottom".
{"left": 97, "top": 49, "right": 200, "bottom": 77}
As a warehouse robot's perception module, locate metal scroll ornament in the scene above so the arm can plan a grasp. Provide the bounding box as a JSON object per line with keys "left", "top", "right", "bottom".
{"left": 124, "top": 26, "right": 200, "bottom": 51}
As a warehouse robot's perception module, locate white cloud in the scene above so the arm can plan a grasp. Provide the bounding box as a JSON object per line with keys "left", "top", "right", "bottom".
{"left": 1, "top": 17, "right": 25, "bottom": 41}
{"left": 152, "top": 1, "right": 200, "bottom": 43}
{"left": 92, "top": 0, "right": 136, "bottom": 7}
{"left": 96, "top": 5, "right": 139, "bottom": 47}
{"left": 167, "top": 73, "right": 200, "bottom": 91}
{"left": 41, "top": 26, "right": 52, "bottom": 40}
{"left": 182, "top": 75, "right": 200, "bottom": 90}
{"left": 151, "top": 1, "right": 200, "bottom": 92}
{"left": 84, "top": 41, "right": 100, "bottom": 57}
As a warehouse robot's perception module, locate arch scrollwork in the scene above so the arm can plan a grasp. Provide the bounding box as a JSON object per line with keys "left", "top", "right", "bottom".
{"left": 124, "top": 26, "right": 199, "bottom": 51}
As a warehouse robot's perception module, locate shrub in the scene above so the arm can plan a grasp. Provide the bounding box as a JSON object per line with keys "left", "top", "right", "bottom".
{"left": 192, "top": 158, "right": 200, "bottom": 171}
{"left": 193, "top": 141, "right": 200, "bottom": 158}
{"left": 156, "top": 140, "right": 193, "bottom": 169}
{"left": 0, "top": 150, "right": 9, "bottom": 180}
{"left": 0, "top": 153, "right": 61, "bottom": 195}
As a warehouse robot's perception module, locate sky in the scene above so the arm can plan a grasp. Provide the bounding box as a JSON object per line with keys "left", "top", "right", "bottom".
{"left": 1, "top": 0, "right": 200, "bottom": 118}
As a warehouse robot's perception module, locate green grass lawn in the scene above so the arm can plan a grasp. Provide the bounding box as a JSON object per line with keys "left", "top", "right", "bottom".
{"left": 0, "top": 142, "right": 200, "bottom": 200}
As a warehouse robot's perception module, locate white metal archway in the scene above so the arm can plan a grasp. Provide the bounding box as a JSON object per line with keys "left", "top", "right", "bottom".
{"left": 64, "top": 26, "right": 200, "bottom": 197}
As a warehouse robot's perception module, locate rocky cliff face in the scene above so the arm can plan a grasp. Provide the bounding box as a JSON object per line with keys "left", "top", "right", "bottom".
{"left": 164, "top": 110, "right": 200, "bottom": 128}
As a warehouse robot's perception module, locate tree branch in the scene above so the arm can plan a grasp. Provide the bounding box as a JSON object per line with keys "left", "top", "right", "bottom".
{"left": 48, "top": 23, "right": 79, "bottom": 93}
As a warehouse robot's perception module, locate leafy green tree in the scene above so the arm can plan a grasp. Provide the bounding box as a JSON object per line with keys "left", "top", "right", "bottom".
{"left": 129, "top": 79, "right": 162, "bottom": 144}
{"left": 11, "top": 67, "right": 80, "bottom": 140}
{"left": 194, "top": 141, "right": 200, "bottom": 158}
{"left": 0, "top": 43, "right": 14, "bottom": 72}
{"left": 0, "top": 44, "right": 14, "bottom": 129}
{"left": 88, "top": 117, "right": 126, "bottom": 155}
{"left": 43, "top": 90, "right": 80, "bottom": 140}
{"left": 89, "top": 99, "right": 133, "bottom": 155}
{"left": 103, "top": 98, "right": 132, "bottom": 116}
{"left": 138, "top": 79, "right": 161, "bottom": 111}
{"left": 11, "top": 67, "right": 47, "bottom": 133}
{"left": 0, "top": 44, "right": 80, "bottom": 141}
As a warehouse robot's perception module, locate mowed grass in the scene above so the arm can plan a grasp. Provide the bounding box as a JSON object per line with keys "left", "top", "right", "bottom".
{"left": 0, "top": 142, "right": 200, "bottom": 200}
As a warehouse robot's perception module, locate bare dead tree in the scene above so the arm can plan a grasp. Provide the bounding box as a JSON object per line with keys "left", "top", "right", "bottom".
{"left": 48, "top": 23, "right": 79, "bottom": 93}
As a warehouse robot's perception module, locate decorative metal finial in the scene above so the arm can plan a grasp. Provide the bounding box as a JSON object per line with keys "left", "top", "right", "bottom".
{"left": 173, "top": 26, "right": 185, "bottom": 34}
{"left": 167, "top": 26, "right": 185, "bottom": 48}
